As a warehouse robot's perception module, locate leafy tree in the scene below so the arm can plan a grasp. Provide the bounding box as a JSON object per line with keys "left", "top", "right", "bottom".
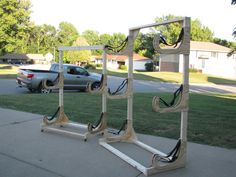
{"left": 28, "top": 25, "right": 42, "bottom": 53}
{"left": 56, "top": 22, "right": 79, "bottom": 46}
{"left": 107, "top": 32, "right": 126, "bottom": 47}
{"left": 133, "top": 15, "right": 215, "bottom": 59}
{"left": 0, "top": 0, "right": 32, "bottom": 55}
{"left": 155, "top": 15, "right": 214, "bottom": 42}
{"left": 27, "top": 24, "right": 57, "bottom": 54}
{"left": 66, "top": 37, "right": 91, "bottom": 64}
{"left": 82, "top": 30, "right": 101, "bottom": 55}
{"left": 100, "top": 33, "right": 112, "bottom": 45}
{"left": 135, "top": 33, "right": 155, "bottom": 59}
{"left": 213, "top": 38, "right": 232, "bottom": 48}
{"left": 40, "top": 24, "right": 57, "bottom": 53}
{"left": 154, "top": 15, "right": 183, "bottom": 44}
{"left": 191, "top": 19, "right": 214, "bottom": 41}
{"left": 82, "top": 30, "right": 100, "bottom": 45}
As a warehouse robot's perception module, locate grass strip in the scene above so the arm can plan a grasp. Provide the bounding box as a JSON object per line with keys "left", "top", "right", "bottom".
{"left": 0, "top": 92, "right": 235, "bottom": 149}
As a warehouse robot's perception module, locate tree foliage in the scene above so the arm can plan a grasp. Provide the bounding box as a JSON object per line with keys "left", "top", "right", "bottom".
{"left": 136, "top": 15, "right": 215, "bottom": 59}
{"left": 27, "top": 24, "right": 57, "bottom": 54}
{"left": 82, "top": 30, "right": 99, "bottom": 46}
{"left": 107, "top": 33, "right": 126, "bottom": 47}
{"left": 67, "top": 37, "right": 91, "bottom": 64}
{"left": 134, "top": 15, "right": 215, "bottom": 59}
{"left": 1, "top": 2, "right": 234, "bottom": 63}
{"left": 100, "top": 33, "right": 112, "bottom": 45}
{"left": 155, "top": 15, "right": 214, "bottom": 42}
{"left": 154, "top": 15, "right": 183, "bottom": 44}
{"left": 213, "top": 38, "right": 232, "bottom": 48}
{"left": 135, "top": 33, "right": 155, "bottom": 59}
{"left": 56, "top": 22, "right": 79, "bottom": 46}
{"left": 82, "top": 30, "right": 101, "bottom": 55}
{"left": 191, "top": 19, "right": 214, "bottom": 41}
{"left": 0, "top": 0, "right": 32, "bottom": 55}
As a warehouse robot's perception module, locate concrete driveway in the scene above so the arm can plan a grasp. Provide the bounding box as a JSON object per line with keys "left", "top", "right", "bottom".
{"left": 0, "top": 77, "right": 236, "bottom": 95}
{"left": 0, "top": 108, "right": 236, "bottom": 177}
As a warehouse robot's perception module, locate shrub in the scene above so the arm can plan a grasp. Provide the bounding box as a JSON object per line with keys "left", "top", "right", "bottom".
{"left": 0, "top": 65, "right": 12, "bottom": 69}
{"left": 28, "top": 59, "right": 35, "bottom": 64}
{"left": 189, "top": 68, "right": 201, "bottom": 73}
{"left": 96, "top": 63, "right": 102, "bottom": 68}
{"left": 119, "top": 65, "right": 127, "bottom": 70}
{"left": 85, "top": 63, "right": 96, "bottom": 69}
{"left": 145, "top": 62, "right": 154, "bottom": 71}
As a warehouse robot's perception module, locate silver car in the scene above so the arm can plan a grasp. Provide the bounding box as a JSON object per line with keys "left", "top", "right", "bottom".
{"left": 16, "top": 64, "right": 102, "bottom": 93}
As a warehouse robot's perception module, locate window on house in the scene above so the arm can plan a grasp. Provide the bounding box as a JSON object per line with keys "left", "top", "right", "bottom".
{"left": 201, "top": 59, "right": 205, "bottom": 69}
{"left": 197, "top": 51, "right": 210, "bottom": 59}
{"left": 211, "top": 52, "right": 218, "bottom": 58}
{"left": 233, "top": 54, "right": 236, "bottom": 59}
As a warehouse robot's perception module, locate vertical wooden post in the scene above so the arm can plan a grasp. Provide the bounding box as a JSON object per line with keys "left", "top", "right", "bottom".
{"left": 127, "top": 34, "right": 133, "bottom": 125}
{"left": 180, "top": 17, "right": 190, "bottom": 142}
{"left": 127, "top": 30, "right": 139, "bottom": 131}
{"left": 102, "top": 51, "right": 107, "bottom": 113}
{"left": 59, "top": 50, "right": 63, "bottom": 108}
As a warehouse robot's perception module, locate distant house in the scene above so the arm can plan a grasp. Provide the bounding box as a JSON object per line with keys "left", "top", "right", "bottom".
{"left": 0, "top": 53, "right": 46, "bottom": 64}
{"left": 93, "top": 53, "right": 152, "bottom": 71}
{"left": 159, "top": 41, "right": 236, "bottom": 79}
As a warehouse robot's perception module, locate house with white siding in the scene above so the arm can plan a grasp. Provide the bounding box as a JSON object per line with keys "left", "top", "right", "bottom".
{"left": 0, "top": 53, "right": 46, "bottom": 64}
{"left": 160, "top": 41, "right": 236, "bottom": 79}
{"left": 93, "top": 53, "right": 152, "bottom": 71}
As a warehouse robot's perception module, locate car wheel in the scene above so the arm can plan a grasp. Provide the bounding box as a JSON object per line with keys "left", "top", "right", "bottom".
{"left": 38, "top": 83, "right": 52, "bottom": 94}
{"left": 91, "top": 81, "right": 101, "bottom": 90}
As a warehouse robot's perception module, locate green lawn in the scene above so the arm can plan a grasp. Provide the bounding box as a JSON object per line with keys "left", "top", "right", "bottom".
{"left": 0, "top": 64, "right": 18, "bottom": 79}
{"left": 91, "top": 68, "right": 236, "bottom": 85}
{"left": 0, "top": 92, "right": 235, "bottom": 149}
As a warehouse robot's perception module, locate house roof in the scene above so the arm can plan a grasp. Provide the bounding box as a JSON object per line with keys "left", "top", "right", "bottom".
{"left": 0, "top": 53, "right": 45, "bottom": 60}
{"left": 190, "top": 41, "right": 231, "bottom": 52}
{"left": 100, "top": 53, "right": 151, "bottom": 61}
{"left": 0, "top": 54, "right": 28, "bottom": 60}
{"left": 26, "top": 54, "right": 45, "bottom": 60}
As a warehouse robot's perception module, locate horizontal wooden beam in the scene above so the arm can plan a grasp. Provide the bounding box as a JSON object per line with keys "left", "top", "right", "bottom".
{"left": 58, "top": 45, "right": 104, "bottom": 51}
{"left": 129, "top": 17, "right": 186, "bottom": 31}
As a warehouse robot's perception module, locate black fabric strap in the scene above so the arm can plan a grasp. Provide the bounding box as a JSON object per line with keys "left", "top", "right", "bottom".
{"left": 159, "top": 139, "right": 181, "bottom": 163}
{"left": 108, "top": 119, "right": 127, "bottom": 135}
{"left": 105, "top": 37, "right": 128, "bottom": 53}
{"left": 173, "top": 28, "right": 184, "bottom": 48}
{"left": 46, "top": 106, "right": 60, "bottom": 121}
{"left": 108, "top": 79, "right": 128, "bottom": 95}
{"left": 159, "top": 84, "right": 183, "bottom": 107}
{"left": 90, "top": 112, "right": 104, "bottom": 129}
{"left": 159, "top": 28, "right": 184, "bottom": 48}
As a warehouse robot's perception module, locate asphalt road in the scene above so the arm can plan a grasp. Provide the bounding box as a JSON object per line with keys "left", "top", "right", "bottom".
{"left": 0, "top": 77, "right": 236, "bottom": 95}
{"left": 108, "top": 76, "right": 236, "bottom": 94}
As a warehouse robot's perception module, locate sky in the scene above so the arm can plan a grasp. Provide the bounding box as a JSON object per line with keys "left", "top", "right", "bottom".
{"left": 30, "top": 0, "right": 236, "bottom": 41}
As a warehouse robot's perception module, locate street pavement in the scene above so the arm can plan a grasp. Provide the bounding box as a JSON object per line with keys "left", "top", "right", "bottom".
{"left": 108, "top": 76, "right": 236, "bottom": 94}
{"left": 0, "top": 78, "right": 236, "bottom": 95}
{"left": 0, "top": 108, "right": 236, "bottom": 177}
